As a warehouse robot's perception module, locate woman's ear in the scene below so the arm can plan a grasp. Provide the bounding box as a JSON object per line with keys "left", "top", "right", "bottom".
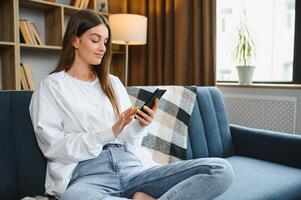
{"left": 72, "top": 35, "right": 80, "bottom": 49}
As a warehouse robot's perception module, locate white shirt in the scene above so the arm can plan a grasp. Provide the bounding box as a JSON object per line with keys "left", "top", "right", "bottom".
{"left": 29, "top": 70, "right": 157, "bottom": 198}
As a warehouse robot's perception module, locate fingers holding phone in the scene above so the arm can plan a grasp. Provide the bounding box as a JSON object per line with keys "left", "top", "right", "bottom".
{"left": 152, "top": 97, "right": 158, "bottom": 112}
{"left": 135, "top": 98, "right": 158, "bottom": 126}
{"left": 135, "top": 88, "right": 166, "bottom": 127}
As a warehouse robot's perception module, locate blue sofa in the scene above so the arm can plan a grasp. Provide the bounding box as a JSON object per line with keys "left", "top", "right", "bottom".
{"left": 1, "top": 87, "right": 301, "bottom": 200}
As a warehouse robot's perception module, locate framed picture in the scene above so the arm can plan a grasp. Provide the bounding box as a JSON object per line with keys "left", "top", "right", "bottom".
{"left": 97, "top": 0, "right": 108, "bottom": 13}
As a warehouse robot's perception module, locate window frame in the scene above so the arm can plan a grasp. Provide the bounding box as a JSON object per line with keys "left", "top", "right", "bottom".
{"left": 293, "top": 0, "right": 301, "bottom": 84}
{"left": 216, "top": 0, "right": 301, "bottom": 84}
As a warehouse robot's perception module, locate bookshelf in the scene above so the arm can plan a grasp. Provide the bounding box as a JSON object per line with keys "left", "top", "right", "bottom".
{"left": 0, "top": 0, "right": 127, "bottom": 90}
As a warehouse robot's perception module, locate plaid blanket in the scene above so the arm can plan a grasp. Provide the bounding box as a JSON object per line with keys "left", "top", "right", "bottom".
{"left": 126, "top": 86, "right": 197, "bottom": 165}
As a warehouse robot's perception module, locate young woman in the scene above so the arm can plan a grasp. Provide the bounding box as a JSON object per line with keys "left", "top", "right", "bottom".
{"left": 29, "top": 10, "right": 234, "bottom": 200}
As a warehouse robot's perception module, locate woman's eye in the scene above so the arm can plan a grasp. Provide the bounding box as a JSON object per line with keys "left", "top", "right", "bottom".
{"left": 91, "top": 38, "right": 99, "bottom": 43}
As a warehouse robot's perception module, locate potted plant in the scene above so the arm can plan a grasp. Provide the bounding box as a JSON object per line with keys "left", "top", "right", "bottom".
{"left": 235, "top": 9, "right": 256, "bottom": 84}
{"left": 97, "top": 0, "right": 108, "bottom": 13}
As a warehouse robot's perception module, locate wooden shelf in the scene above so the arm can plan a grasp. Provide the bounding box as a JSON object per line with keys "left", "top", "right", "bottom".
{"left": 20, "top": 0, "right": 61, "bottom": 10}
{"left": 20, "top": 43, "right": 62, "bottom": 50}
{"left": 20, "top": 0, "right": 110, "bottom": 16}
{"left": 62, "top": 4, "right": 82, "bottom": 15}
{"left": 0, "top": 45, "right": 16, "bottom": 90}
{"left": 0, "top": 0, "right": 15, "bottom": 42}
{"left": 0, "top": 41, "right": 15, "bottom": 47}
{"left": 63, "top": 5, "right": 109, "bottom": 16}
{"left": 0, "top": 0, "right": 127, "bottom": 90}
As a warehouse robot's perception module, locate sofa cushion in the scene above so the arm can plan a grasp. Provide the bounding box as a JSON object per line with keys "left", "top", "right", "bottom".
{"left": 0, "top": 92, "right": 18, "bottom": 200}
{"left": 189, "top": 87, "right": 234, "bottom": 158}
{"left": 216, "top": 156, "right": 301, "bottom": 200}
{"left": 126, "top": 86, "right": 196, "bottom": 164}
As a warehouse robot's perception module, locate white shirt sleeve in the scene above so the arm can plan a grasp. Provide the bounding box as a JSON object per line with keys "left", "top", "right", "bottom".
{"left": 111, "top": 76, "right": 148, "bottom": 146}
{"left": 29, "top": 80, "right": 115, "bottom": 164}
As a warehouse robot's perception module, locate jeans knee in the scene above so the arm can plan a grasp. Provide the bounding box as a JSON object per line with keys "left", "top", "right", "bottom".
{"left": 60, "top": 189, "right": 74, "bottom": 200}
{"left": 61, "top": 184, "right": 106, "bottom": 200}
{"left": 210, "top": 158, "right": 234, "bottom": 189}
{"left": 192, "top": 157, "right": 234, "bottom": 186}
{"left": 61, "top": 186, "right": 83, "bottom": 200}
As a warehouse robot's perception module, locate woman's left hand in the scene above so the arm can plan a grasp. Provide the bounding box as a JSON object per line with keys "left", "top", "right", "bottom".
{"left": 135, "top": 98, "right": 158, "bottom": 127}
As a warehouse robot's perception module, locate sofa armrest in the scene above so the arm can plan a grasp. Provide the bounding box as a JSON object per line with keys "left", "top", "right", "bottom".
{"left": 230, "top": 124, "right": 301, "bottom": 168}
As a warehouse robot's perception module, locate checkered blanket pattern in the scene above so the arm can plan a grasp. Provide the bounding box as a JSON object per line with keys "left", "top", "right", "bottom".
{"left": 126, "top": 86, "right": 197, "bottom": 165}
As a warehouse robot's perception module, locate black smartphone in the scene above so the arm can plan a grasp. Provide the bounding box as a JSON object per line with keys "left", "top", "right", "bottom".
{"left": 139, "top": 88, "right": 167, "bottom": 113}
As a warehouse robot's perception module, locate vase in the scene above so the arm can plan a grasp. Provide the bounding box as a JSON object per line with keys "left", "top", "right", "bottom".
{"left": 236, "top": 65, "right": 255, "bottom": 85}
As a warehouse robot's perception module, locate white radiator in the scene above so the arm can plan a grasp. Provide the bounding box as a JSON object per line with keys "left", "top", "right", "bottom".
{"left": 223, "top": 94, "right": 297, "bottom": 134}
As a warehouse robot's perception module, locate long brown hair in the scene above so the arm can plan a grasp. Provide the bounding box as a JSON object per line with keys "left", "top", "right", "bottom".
{"left": 50, "top": 10, "right": 120, "bottom": 115}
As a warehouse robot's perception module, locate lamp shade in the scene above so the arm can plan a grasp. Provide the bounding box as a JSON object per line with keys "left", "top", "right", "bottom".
{"left": 109, "top": 14, "right": 147, "bottom": 45}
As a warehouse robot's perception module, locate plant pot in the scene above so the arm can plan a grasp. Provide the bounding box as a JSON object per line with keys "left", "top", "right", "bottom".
{"left": 236, "top": 65, "right": 255, "bottom": 85}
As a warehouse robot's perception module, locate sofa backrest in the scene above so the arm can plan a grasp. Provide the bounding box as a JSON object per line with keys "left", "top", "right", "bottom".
{"left": 188, "top": 87, "right": 235, "bottom": 158}
{"left": 0, "top": 91, "right": 46, "bottom": 200}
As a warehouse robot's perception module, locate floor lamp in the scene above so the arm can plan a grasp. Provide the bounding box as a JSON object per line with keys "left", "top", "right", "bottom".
{"left": 109, "top": 14, "right": 147, "bottom": 86}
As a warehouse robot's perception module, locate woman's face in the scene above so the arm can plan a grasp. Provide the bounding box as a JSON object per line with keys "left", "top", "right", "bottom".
{"left": 73, "top": 24, "right": 109, "bottom": 65}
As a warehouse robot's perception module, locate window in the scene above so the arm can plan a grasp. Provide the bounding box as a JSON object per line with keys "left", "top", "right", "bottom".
{"left": 216, "top": 0, "right": 299, "bottom": 83}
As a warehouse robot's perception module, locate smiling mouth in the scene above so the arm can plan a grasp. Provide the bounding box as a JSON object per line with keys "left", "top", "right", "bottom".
{"left": 95, "top": 54, "right": 104, "bottom": 58}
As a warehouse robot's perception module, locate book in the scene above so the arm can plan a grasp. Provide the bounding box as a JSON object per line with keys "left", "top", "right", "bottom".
{"left": 79, "top": 0, "right": 86, "bottom": 9}
{"left": 69, "top": 0, "right": 76, "bottom": 6}
{"left": 84, "top": 0, "right": 90, "bottom": 9}
{"left": 25, "top": 20, "right": 38, "bottom": 45}
{"left": 21, "top": 63, "right": 36, "bottom": 90}
{"left": 23, "top": 20, "right": 35, "bottom": 44}
{"left": 90, "top": 0, "right": 97, "bottom": 10}
{"left": 19, "top": 65, "right": 29, "bottom": 90}
{"left": 19, "top": 20, "right": 34, "bottom": 44}
{"left": 72, "top": 0, "right": 82, "bottom": 7}
{"left": 30, "top": 23, "right": 44, "bottom": 45}
{"left": 19, "top": 29, "right": 25, "bottom": 44}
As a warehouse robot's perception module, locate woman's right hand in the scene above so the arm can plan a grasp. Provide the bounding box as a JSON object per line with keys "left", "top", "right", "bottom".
{"left": 112, "top": 107, "right": 137, "bottom": 137}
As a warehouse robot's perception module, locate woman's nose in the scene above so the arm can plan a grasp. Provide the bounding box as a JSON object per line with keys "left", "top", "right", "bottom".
{"left": 99, "top": 42, "right": 106, "bottom": 52}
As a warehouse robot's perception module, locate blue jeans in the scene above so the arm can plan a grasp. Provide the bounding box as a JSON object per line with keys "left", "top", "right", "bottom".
{"left": 61, "top": 144, "right": 234, "bottom": 200}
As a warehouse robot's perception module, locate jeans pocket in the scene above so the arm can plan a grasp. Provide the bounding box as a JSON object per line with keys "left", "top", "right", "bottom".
{"left": 74, "top": 150, "right": 112, "bottom": 178}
